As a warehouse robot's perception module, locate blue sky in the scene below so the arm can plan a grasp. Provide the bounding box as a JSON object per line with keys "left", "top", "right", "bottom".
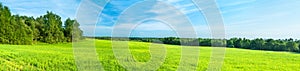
{"left": 1, "top": 0, "right": 300, "bottom": 39}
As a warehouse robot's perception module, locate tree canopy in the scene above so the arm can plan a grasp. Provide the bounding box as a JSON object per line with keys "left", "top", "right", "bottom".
{"left": 0, "top": 3, "right": 83, "bottom": 44}
{"left": 96, "top": 37, "right": 300, "bottom": 53}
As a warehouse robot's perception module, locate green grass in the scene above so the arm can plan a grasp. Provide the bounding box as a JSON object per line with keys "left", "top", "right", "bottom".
{"left": 0, "top": 39, "right": 300, "bottom": 71}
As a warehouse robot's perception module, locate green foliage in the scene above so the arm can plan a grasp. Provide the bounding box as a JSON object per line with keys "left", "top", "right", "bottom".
{"left": 64, "top": 18, "right": 83, "bottom": 42}
{"left": 0, "top": 5, "right": 34, "bottom": 45}
{"left": 226, "top": 40, "right": 234, "bottom": 47}
{"left": 40, "top": 11, "right": 65, "bottom": 44}
{"left": 0, "top": 4, "right": 12, "bottom": 44}
{"left": 250, "top": 38, "right": 265, "bottom": 50}
{"left": 0, "top": 3, "right": 83, "bottom": 44}
{"left": 10, "top": 15, "right": 34, "bottom": 45}
{"left": 286, "top": 41, "right": 299, "bottom": 52}
{"left": 233, "top": 38, "right": 243, "bottom": 48}
{"left": 241, "top": 38, "right": 251, "bottom": 49}
{"left": 161, "top": 37, "right": 180, "bottom": 45}
{"left": 199, "top": 38, "right": 211, "bottom": 46}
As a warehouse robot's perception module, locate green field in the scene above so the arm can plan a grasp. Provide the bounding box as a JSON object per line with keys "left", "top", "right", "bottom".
{"left": 1, "top": 39, "right": 300, "bottom": 71}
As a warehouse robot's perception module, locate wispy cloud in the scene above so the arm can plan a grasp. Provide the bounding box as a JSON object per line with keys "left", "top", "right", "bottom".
{"left": 2, "top": 0, "right": 300, "bottom": 38}
{"left": 220, "top": 0, "right": 256, "bottom": 8}
{"left": 1, "top": 0, "right": 80, "bottom": 21}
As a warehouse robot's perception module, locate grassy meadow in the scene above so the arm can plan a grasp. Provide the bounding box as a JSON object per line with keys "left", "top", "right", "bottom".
{"left": 0, "top": 39, "right": 300, "bottom": 71}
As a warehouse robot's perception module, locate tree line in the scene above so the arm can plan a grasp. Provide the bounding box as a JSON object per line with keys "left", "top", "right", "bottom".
{"left": 0, "top": 3, "right": 83, "bottom": 45}
{"left": 96, "top": 37, "right": 300, "bottom": 52}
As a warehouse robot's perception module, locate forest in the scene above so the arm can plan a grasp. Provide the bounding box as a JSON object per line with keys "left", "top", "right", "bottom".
{"left": 96, "top": 37, "right": 300, "bottom": 53}
{"left": 0, "top": 3, "right": 83, "bottom": 45}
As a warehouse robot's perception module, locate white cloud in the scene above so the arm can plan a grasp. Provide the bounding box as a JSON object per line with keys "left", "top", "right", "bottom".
{"left": 76, "top": 0, "right": 107, "bottom": 25}
{"left": 107, "top": 0, "right": 199, "bottom": 37}
{"left": 1, "top": 0, "right": 80, "bottom": 21}
{"left": 221, "top": 0, "right": 256, "bottom": 8}
{"left": 161, "top": 0, "right": 182, "bottom": 4}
